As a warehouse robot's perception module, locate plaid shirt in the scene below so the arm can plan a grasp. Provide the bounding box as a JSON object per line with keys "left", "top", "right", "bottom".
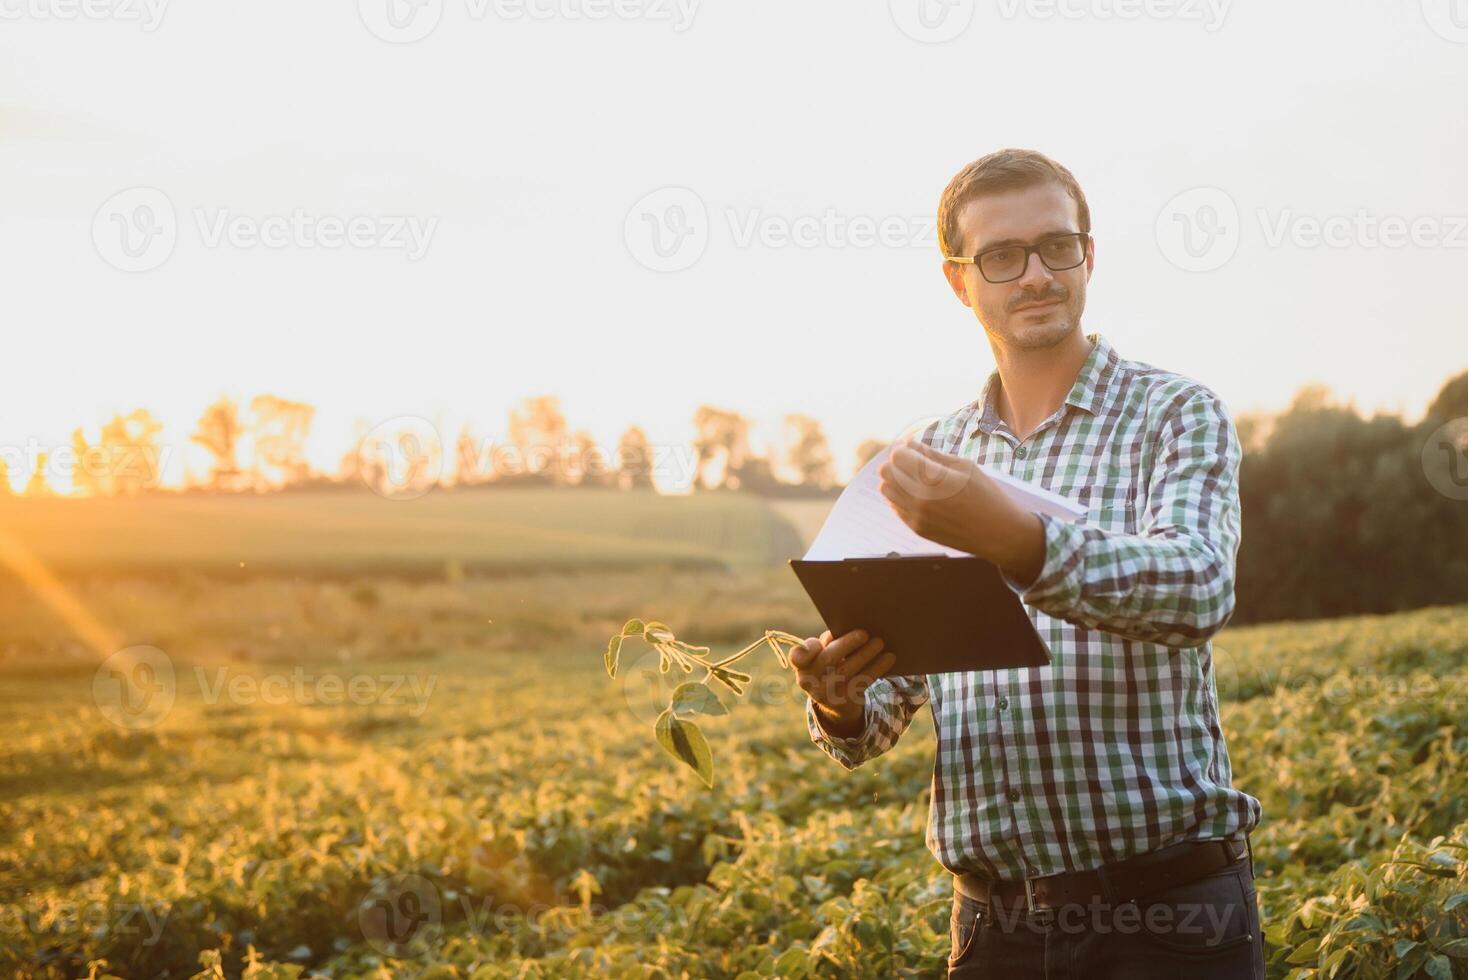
{"left": 807, "top": 332, "right": 1261, "bottom": 880}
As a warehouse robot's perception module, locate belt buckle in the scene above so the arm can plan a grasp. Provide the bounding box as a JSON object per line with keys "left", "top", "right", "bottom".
{"left": 1023, "top": 876, "right": 1055, "bottom": 918}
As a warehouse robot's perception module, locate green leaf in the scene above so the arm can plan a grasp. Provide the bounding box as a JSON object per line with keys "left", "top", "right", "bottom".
{"left": 605, "top": 634, "right": 624, "bottom": 678}
{"left": 643, "top": 620, "right": 674, "bottom": 643}
{"left": 709, "top": 666, "right": 752, "bottom": 695}
{"left": 1444, "top": 892, "right": 1468, "bottom": 912}
{"left": 1424, "top": 953, "right": 1453, "bottom": 980}
{"left": 655, "top": 708, "right": 714, "bottom": 787}
{"left": 620, "top": 619, "right": 646, "bottom": 636}
{"left": 670, "top": 681, "right": 728, "bottom": 718}
{"left": 1433, "top": 937, "right": 1468, "bottom": 958}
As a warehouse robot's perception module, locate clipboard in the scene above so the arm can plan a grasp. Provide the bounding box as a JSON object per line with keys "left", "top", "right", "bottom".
{"left": 788, "top": 554, "right": 1052, "bottom": 675}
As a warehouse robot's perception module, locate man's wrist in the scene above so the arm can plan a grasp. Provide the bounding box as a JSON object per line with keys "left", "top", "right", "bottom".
{"left": 989, "top": 505, "right": 1047, "bottom": 588}
{"left": 812, "top": 698, "right": 866, "bottom": 740}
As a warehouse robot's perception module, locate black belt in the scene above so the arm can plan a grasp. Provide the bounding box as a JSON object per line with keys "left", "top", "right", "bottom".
{"left": 955, "top": 835, "right": 1251, "bottom": 915}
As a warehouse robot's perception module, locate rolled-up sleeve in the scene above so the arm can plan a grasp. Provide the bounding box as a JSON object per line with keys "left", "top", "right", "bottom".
{"left": 1002, "top": 389, "right": 1242, "bottom": 648}
{"left": 806, "top": 674, "right": 930, "bottom": 770}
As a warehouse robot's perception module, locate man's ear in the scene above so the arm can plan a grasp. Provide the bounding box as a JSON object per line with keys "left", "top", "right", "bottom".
{"left": 941, "top": 260, "right": 973, "bottom": 308}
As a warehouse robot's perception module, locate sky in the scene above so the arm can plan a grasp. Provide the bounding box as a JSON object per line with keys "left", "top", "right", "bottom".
{"left": 2, "top": 0, "right": 1466, "bottom": 493}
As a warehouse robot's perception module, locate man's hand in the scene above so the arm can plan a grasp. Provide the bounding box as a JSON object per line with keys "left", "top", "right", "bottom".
{"left": 878, "top": 436, "right": 1047, "bottom": 586}
{"left": 788, "top": 629, "right": 894, "bottom": 739}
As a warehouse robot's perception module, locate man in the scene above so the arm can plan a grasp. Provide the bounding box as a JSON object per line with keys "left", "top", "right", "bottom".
{"left": 788, "top": 149, "right": 1265, "bottom": 979}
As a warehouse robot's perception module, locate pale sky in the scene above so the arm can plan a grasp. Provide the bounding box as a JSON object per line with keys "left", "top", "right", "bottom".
{"left": 3, "top": 0, "right": 1466, "bottom": 492}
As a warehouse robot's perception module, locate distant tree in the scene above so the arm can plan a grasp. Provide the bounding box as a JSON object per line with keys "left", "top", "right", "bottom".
{"left": 854, "top": 438, "right": 887, "bottom": 472}
{"left": 508, "top": 396, "right": 569, "bottom": 484}
{"left": 616, "top": 426, "right": 655, "bottom": 491}
{"left": 24, "top": 453, "right": 51, "bottom": 496}
{"left": 1233, "top": 386, "right": 1468, "bottom": 623}
{"left": 1427, "top": 367, "right": 1468, "bottom": 422}
{"left": 454, "top": 425, "right": 487, "bottom": 487}
{"left": 69, "top": 428, "right": 104, "bottom": 497}
{"left": 692, "top": 406, "right": 752, "bottom": 490}
{"left": 784, "top": 414, "right": 835, "bottom": 490}
{"left": 190, "top": 397, "right": 246, "bottom": 491}
{"left": 96, "top": 409, "right": 164, "bottom": 495}
{"left": 570, "top": 430, "right": 614, "bottom": 487}
{"left": 250, "top": 395, "right": 314, "bottom": 489}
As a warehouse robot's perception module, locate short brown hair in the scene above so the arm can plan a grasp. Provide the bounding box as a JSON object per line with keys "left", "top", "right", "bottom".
{"left": 937, "top": 149, "right": 1091, "bottom": 259}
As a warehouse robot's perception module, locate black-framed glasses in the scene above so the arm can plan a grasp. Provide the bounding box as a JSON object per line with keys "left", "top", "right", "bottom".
{"left": 947, "top": 232, "right": 1091, "bottom": 283}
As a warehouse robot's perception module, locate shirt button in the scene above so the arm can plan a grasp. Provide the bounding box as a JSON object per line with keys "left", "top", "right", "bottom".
{"left": 997, "top": 696, "right": 1009, "bottom": 710}
{"left": 1015, "top": 446, "right": 1028, "bottom": 459}
{"left": 1008, "top": 789, "right": 1022, "bottom": 803}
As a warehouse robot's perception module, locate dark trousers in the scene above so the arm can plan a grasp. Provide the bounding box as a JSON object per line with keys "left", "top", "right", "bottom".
{"left": 947, "top": 852, "right": 1265, "bottom": 979}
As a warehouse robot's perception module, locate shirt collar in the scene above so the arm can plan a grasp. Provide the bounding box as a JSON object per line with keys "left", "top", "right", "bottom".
{"left": 973, "top": 332, "right": 1115, "bottom": 435}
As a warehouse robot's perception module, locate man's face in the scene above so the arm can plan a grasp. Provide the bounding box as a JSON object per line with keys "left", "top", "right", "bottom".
{"left": 942, "top": 181, "right": 1094, "bottom": 350}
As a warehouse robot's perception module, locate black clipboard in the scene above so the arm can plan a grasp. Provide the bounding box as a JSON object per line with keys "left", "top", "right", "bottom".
{"left": 788, "top": 554, "right": 1051, "bottom": 674}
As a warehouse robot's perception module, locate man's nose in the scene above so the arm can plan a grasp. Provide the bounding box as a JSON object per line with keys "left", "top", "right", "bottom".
{"left": 1015, "top": 249, "right": 1055, "bottom": 289}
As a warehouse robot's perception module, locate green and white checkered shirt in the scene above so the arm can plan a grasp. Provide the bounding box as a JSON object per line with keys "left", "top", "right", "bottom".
{"left": 807, "top": 332, "right": 1261, "bottom": 880}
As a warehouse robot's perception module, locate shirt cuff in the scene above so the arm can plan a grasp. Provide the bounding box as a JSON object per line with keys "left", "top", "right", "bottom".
{"left": 806, "top": 695, "right": 870, "bottom": 765}
{"left": 1000, "top": 511, "right": 1087, "bottom": 610}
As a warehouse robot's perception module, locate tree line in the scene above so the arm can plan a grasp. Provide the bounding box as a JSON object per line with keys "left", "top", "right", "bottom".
{"left": 4, "top": 370, "right": 1465, "bottom": 625}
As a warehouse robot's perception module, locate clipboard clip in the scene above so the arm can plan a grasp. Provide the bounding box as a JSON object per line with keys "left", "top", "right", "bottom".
{"left": 843, "top": 552, "right": 953, "bottom": 560}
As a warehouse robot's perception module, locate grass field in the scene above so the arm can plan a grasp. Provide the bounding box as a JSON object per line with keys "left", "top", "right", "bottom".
{"left": 1, "top": 549, "right": 1465, "bottom": 978}
{"left": 0, "top": 489, "right": 808, "bottom": 576}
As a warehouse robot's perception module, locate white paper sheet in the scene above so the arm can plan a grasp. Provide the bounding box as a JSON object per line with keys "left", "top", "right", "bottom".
{"left": 803, "top": 442, "right": 1086, "bottom": 561}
